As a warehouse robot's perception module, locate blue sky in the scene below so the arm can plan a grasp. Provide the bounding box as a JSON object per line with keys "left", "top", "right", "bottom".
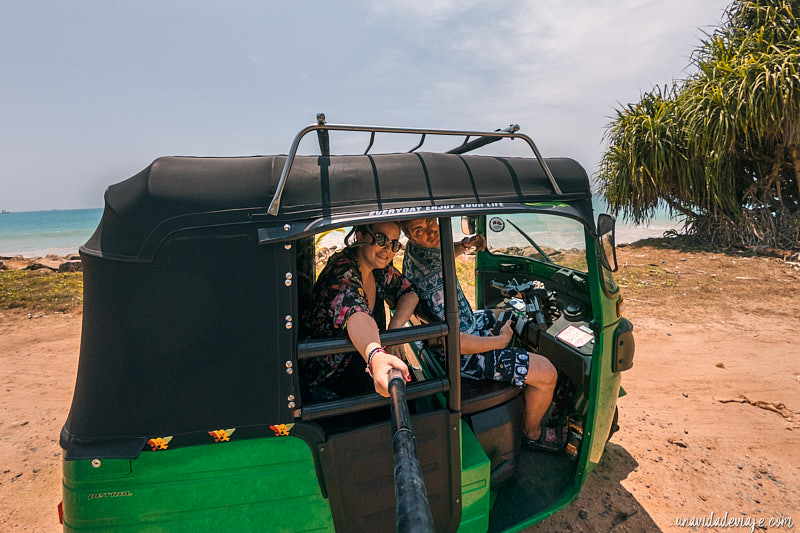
{"left": 1, "top": 0, "right": 730, "bottom": 212}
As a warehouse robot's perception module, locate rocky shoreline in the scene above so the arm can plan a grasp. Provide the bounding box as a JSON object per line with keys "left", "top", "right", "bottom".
{"left": 0, "top": 254, "right": 82, "bottom": 273}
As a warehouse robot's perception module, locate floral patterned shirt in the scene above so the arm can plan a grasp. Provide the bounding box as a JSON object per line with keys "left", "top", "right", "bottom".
{"left": 301, "top": 246, "right": 415, "bottom": 386}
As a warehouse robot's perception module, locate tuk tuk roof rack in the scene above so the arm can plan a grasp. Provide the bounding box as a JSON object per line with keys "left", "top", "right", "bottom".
{"left": 267, "top": 113, "right": 563, "bottom": 216}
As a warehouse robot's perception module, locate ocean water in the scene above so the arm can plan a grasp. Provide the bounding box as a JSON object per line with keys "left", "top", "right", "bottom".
{"left": 0, "top": 203, "right": 683, "bottom": 258}
{"left": 0, "top": 209, "right": 103, "bottom": 257}
{"left": 596, "top": 199, "right": 685, "bottom": 246}
{"left": 318, "top": 201, "right": 683, "bottom": 250}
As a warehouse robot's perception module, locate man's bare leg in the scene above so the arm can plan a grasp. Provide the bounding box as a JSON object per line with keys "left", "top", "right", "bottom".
{"left": 522, "top": 353, "right": 557, "bottom": 440}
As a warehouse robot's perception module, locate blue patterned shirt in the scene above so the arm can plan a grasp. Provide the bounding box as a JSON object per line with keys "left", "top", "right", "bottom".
{"left": 402, "top": 241, "right": 476, "bottom": 334}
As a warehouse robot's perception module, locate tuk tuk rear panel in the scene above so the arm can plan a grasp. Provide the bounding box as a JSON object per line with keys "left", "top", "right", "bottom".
{"left": 61, "top": 437, "right": 333, "bottom": 532}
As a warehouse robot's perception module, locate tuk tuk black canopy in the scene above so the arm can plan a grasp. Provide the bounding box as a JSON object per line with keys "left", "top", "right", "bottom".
{"left": 83, "top": 152, "right": 590, "bottom": 261}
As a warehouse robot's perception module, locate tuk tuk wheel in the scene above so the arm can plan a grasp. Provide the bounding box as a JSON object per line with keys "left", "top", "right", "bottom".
{"left": 607, "top": 406, "right": 620, "bottom": 443}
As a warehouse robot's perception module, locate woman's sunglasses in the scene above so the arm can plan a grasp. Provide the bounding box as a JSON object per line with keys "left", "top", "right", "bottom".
{"left": 362, "top": 227, "right": 402, "bottom": 253}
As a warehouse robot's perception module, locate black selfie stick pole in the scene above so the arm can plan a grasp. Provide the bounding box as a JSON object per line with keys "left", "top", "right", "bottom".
{"left": 388, "top": 369, "right": 435, "bottom": 533}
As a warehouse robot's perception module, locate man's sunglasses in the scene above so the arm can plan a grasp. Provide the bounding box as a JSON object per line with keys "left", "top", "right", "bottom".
{"left": 362, "top": 227, "right": 402, "bottom": 253}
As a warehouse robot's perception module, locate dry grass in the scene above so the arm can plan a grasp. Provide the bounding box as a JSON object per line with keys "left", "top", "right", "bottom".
{"left": 0, "top": 270, "right": 83, "bottom": 312}
{"left": 455, "top": 255, "right": 476, "bottom": 306}
{"left": 615, "top": 264, "right": 679, "bottom": 290}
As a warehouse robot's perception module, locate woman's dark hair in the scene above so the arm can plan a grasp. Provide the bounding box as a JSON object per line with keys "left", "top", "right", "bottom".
{"left": 344, "top": 221, "right": 400, "bottom": 247}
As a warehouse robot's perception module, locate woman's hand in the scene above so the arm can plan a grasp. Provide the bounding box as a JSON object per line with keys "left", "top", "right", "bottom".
{"left": 370, "top": 351, "right": 411, "bottom": 397}
{"left": 344, "top": 312, "right": 412, "bottom": 396}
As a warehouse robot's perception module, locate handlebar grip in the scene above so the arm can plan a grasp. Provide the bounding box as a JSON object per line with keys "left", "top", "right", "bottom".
{"left": 492, "top": 310, "right": 513, "bottom": 336}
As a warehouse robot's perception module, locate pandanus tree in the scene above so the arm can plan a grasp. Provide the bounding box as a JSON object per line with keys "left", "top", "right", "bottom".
{"left": 598, "top": 0, "right": 800, "bottom": 249}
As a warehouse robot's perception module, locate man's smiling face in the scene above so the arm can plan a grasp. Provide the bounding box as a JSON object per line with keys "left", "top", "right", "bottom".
{"left": 404, "top": 218, "right": 440, "bottom": 249}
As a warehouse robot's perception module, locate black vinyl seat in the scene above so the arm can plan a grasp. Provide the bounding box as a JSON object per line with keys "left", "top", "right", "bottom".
{"left": 461, "top": 378, "right": 523, "bottom": 415}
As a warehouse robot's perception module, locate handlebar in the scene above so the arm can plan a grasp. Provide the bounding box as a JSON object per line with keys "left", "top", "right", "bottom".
{"left": 492, "top": 279, "right": 549, "bottom": 327}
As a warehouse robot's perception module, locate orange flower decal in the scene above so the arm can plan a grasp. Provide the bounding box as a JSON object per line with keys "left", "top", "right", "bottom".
{"left": 208, "top": 428, "right": 236, "bottom": 442}
{"left": 147, "top": 436, "right": 173, "bottom": 451}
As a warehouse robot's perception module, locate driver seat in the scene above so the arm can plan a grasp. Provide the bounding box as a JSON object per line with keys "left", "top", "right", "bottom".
{"left": 460, "top": 378, "right": 524, "bottom": 487}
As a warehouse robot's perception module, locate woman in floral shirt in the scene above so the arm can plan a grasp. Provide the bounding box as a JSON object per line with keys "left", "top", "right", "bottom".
{"left": 301, "top": 221, "right": 418, "bottom": 399}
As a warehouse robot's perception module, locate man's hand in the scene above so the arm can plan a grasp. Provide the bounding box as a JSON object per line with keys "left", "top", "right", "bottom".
{"left": 370, "top": 351, "right": 411, "bottom": 397}
{"left": 461, "top": 234, "right": 486, "bottom": 252}
{"left": 497, "top": 319, "right": 514, "bottom": 347}
{"left": 386, "top": 343, "right": 409, "bottom": 363}
{"left": 462, "top": 318, "right": 515, "bottom": 354}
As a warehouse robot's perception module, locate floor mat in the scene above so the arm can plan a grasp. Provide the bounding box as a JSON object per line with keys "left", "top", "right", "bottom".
{"left": 488, "top": 450, "right": 577, "bottom": 532}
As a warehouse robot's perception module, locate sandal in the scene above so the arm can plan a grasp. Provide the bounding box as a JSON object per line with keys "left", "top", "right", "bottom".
{"left": 521, "top": 425, "right": 565, "bottom": 453}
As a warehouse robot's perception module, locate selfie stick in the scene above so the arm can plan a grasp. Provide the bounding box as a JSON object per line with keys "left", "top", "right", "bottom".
{"left": 388, "top": 369, "right": 435, "bottom": 533}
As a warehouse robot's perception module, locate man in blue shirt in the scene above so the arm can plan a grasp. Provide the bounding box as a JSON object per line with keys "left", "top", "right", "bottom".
{"left": 402, "top": 217, "right": 562, "bottom": 452}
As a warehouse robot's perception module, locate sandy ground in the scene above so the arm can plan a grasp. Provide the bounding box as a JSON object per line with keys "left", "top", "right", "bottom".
{"left": 0, "top": 310, "right": 81, "bottom": 531}
{"left": 1, "top": 243, "right": 799, "bottom": 532}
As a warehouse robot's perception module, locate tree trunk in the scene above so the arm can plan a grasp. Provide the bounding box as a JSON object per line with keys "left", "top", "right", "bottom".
{"left": 767, "top": 155, "right": 783, "bottom": 207}
{"left": 663, "top": 196, "right": 700, "bottom": 219}
{"left": 790, "top": 146, "right": 800, "bottom": 203}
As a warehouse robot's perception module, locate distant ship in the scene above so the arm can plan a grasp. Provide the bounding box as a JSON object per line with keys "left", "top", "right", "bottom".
{"left": 0, "top": 209, "right": 9, "bottom": 214}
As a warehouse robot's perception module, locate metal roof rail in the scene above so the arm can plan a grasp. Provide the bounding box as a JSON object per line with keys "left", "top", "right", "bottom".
{"left": 267, "top": 113, "right": 563, "bottom": 216}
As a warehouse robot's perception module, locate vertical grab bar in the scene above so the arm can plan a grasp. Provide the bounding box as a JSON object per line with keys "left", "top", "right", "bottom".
{"left": 315, "top": 113, "right": 329, "bottom": 157}
{"left": 439, "top": 218, "right": 461, "bottom": 412}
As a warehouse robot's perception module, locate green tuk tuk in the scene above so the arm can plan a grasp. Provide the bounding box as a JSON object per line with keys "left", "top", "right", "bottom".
{"left": 59, "top": 116, "right": 634, "bottom": 532}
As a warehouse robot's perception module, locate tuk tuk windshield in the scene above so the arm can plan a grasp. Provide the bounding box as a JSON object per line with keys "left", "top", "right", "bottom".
{"left": 486, "top": 213, "right": 588, "bottom": 272}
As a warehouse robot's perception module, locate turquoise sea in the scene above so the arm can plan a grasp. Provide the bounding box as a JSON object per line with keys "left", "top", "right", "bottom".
{"left": 0, "top": 204, "right": 682, "bottom": 258}
{"left": 0, "top": 208, "right": 103, "bottom": 257}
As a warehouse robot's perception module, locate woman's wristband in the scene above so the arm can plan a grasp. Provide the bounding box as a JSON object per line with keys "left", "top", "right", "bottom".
{"left": 365, "top": 346, "right": 386, "bottom": 377}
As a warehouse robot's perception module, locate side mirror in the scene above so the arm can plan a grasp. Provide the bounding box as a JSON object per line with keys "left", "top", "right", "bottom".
{"left": 461, "top": 216, "right": 476, "bottom": 235}
{"left": 597, "top": 214, "right": 618, "bottom": 272}
{"left": 597, "top": 213, "right": 615, "bottom": 237}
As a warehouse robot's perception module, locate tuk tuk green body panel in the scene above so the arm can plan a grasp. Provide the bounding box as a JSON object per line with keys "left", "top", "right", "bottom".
{"left": 459, "top": 422, "right": 491, "bottom": 533}
{"left": 62, "top": 425, "right": 495, "bottom": 532}
{"left": 581, "top": 236, "right": 623, "bottom": 469}
{"left": 61, "top": 437, "right": 334, "bottom": 532}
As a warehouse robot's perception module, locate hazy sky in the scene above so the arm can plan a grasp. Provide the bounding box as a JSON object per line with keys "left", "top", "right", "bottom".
{"left": 1, "top": 0, "right": 730, "bottom": 212}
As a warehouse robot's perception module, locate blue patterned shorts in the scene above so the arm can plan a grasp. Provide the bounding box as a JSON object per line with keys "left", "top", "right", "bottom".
{"left": 459, "top": 309, "right": 531, "bottom": 388}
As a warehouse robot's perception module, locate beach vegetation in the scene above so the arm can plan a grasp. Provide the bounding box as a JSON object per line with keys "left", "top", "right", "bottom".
{"left": 0, "top": 270, "right": 83, "bottom": 312}
{"left": 456, "top": 255, "right": 476, "bottom": 305}
{"left": 617, "top": 265, "right": 677, "bottom": 290}
{"left": 598, "top": 0, "right": 800, "bottom": 251}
